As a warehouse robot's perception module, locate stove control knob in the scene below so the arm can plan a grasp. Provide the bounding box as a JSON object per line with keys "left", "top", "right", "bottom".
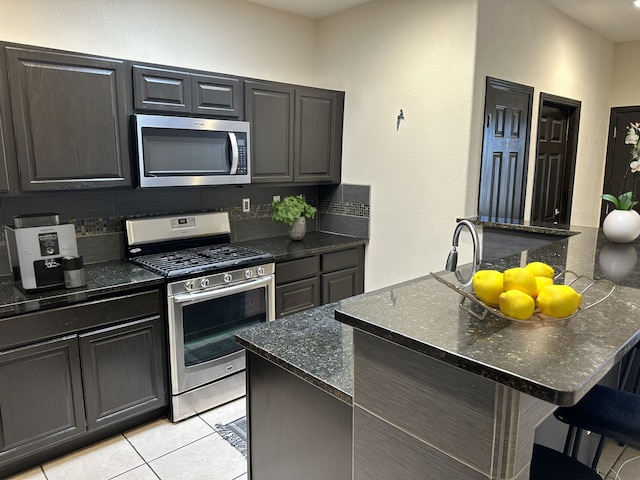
{"left": 185, "top": 280, "right": 194, "bottom": 291}
{"left": 245, "top": 269, "right": 253, "bottom": 279}
{"left": 200, "top": 278, "right": 210, "bottom": 288}
{"left": 223, "top": 273, "right": 233, "bottom": 283}
{"left": 257, "top": 267, "right": 265, "bottom": 276}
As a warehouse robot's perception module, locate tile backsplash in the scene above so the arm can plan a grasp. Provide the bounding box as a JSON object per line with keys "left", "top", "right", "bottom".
{"left": 0, "top": 183, "right": 370, "bottom": 275}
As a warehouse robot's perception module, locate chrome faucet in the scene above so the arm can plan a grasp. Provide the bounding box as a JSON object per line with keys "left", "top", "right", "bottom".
{"left": 445, "top": 219, "right": 481, "bottom": 272}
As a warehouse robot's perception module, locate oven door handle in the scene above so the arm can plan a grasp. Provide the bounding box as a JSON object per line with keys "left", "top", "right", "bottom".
{"left": 171, "top": 275, "right": 273, "bottom": 305}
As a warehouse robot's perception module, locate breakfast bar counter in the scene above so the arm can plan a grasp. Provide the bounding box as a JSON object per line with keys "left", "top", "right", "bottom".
{"left": 238, "top": 225, "right": 640, "bottom": 479}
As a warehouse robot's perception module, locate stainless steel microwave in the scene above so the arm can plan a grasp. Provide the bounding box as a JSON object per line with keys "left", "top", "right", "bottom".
{"left": 134, "top": 114, "right": 251, "bottom": 188}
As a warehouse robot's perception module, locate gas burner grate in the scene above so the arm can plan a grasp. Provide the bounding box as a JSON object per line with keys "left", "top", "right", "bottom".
{"left": 131, "top": 244, "right": 273, "bottom": 277}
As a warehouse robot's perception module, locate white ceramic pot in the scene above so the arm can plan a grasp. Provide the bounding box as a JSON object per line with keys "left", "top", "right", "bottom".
{"left": 288, "top": 216, "right": 306, "bottom": 240}
{"left": 602, "top": 209, "right": 640, "bottom": 243}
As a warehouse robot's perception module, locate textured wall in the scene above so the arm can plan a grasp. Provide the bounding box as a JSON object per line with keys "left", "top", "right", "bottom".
{"left": 317, "top": 0, "right": 479, "bottom": 290}
{"left": 474, "top": 0, "right": 615, "bottom": 228}
{"left": 610, "top": 40, "right": 640, "bottom": 107}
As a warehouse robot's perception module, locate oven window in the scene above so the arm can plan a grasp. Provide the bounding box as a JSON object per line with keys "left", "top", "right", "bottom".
{"left": 182, "top": 287, "right": 266, "bottom": 366}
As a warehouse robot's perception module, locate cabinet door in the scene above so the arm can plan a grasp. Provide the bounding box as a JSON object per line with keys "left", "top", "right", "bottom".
{"left": 6, "top": 46, "right": 131, "bottom": 190}
{"left": 276, "top": 277, "right": 320, "bottom": 318}
{"left": 294, "top": 88, "right": 343, "bottom": 184}
{"left": 245, "top": 80, "right": 295, "bottom": 183}
{"left": 192, "top": 74, "right": 242, "bottom": 118}
{"left": 322, "top": 267, "right": 359, "bottom": 304}
{"left": 133, "top": 65, "right": 191, "bottom": 113}
{"left": 0, "top": 335, "right": 85, "bottom": 467}
{"left": 79, "top": 316, "right": 166, "bottom": 430}
{"left": 0, "top": 47, "right": 17, "bottom": 194}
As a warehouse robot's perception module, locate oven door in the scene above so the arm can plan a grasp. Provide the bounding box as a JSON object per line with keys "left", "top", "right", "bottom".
{"left": 168, "top": 274, "right": 274, "bottom": 394}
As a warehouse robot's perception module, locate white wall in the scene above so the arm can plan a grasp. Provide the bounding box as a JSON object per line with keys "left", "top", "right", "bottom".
{"left": 473, "top": 0, "right": 614, "bottom": 229}
{"left": 611, "top": 40, "right": 640, "bottom": 107}
{"left": 0, "top": 0, "right": 317, "bottom": 85}
{"left": 318, "top": 0, "right": 479, "bottom": 290}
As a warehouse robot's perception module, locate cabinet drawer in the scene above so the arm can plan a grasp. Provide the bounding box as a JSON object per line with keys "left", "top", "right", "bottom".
{"left": 276, "top": 256, "right": 319, "bottom": 285}
{"left": 321, "top": 248, "right": 360, "bottom": 273}
{"left": 0, "top": 290, "right": 162, "bottom": 351}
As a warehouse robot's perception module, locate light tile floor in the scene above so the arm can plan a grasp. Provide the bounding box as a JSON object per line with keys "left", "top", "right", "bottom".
{"left": 7, "top": 397, "right": 247, "bottom": 480}
{"left": 7, "top": 395, "right": 640, "bottom": 479}
{"left": 598, "top": 442, "right": 640, "bottom": 479}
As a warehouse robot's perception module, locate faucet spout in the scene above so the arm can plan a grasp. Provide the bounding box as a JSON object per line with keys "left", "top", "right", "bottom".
{"left": 445, "top": 219, "right": 481, "bottom": 272}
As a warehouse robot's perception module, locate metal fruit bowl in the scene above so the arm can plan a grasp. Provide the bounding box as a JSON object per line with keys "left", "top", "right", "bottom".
{"left": 430, "top": 269, "right": 615, "bottom": 323}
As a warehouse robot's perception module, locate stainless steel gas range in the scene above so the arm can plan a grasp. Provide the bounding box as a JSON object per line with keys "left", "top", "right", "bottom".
{"left": 125, "top": 212, "right": 275, "bottom": 422}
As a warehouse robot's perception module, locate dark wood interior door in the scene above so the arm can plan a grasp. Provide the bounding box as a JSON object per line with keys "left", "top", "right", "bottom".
{"left": 478, "top": 77, "right": 533, "bottom": 223}
{"left": 530, "top": 94, "right": 580, "bottom": 225}
{"left": 601, "top": 106, "right": 640, "bottom": 224}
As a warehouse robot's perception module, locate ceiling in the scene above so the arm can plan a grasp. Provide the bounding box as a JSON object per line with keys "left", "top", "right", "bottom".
{"left": 245, "top": 0, "right": 640, "bottom": 44}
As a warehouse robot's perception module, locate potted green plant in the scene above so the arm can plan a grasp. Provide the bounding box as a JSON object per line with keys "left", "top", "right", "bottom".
{"left": 271, "top": 195, "right": 316, "bottom": 240}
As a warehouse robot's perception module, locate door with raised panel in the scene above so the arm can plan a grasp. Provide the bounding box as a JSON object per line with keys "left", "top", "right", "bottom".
{"left": 0, "top": 335, "right": 86, "bottom": 468}
{"left": 79, "top": 316, "right": 166, "bottom": 430}
{"left": 294, "top": 88, "right": 343, "bottom": 183}
{"left": 245, "top": 80, "right": 295, "bottom": 183}
{"left": 192, "top": 74, "right": 242, "bottom": 118}
{"left": 6, "top": 46, "right": 131, "bottom": 190}
{"left": 133, "top": 65, "right": 191, "bottom": 113}
{"left": 478, "top": 77, "right": 533, "bottom": 223}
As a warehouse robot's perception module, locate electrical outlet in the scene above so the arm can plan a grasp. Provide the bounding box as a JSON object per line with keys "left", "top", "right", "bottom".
{"left": 242, "top": 198, "right": 250, "bottom": 212}
{"left": 272, "top": 195, "right": 280, "bottom": 203}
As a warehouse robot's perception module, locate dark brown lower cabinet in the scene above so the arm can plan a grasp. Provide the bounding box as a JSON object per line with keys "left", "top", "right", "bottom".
{"left": 80, "top": 316, "right": 166, "bottom": 430}
{"left": 0, "top": 290, "right": 167, "bottom": 478}
{"left": 0, "top": 335, "right": 86, "bottom": 467}
{"left": 275, "top": 245, "right": 365, "bottom": 318}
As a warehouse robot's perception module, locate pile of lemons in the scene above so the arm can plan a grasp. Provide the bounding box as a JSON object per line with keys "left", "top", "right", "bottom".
{"left": 471, "top": 262, "right": 582, "bottom": 320}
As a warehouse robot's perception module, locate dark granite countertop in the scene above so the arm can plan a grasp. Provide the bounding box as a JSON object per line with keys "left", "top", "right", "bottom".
{"left": 336, "top": 225, "right": 640, "bottom": 406}
{"left": 0, "top": 261, "right": 163, "bottom": 319}
{"left": 237, "top": 232, "right": 367, "bottom": 262}
{"left": 0, "top": 232, "right": 363, "bottom": 320}
{"left": 236, "top": 303, "right": 353, "bottom": 405}
{"left": 237, "top": 225, "right": 640, "bottom": 407}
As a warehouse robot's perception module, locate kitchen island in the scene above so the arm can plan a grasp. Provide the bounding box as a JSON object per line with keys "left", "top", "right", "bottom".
{"left": 237, "top": 225, "right": 640, "bottom": 480}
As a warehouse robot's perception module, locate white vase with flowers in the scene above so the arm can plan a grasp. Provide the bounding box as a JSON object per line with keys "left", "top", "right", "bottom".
{"left": 601, "top": 122, "right": 640, "bottom": 243}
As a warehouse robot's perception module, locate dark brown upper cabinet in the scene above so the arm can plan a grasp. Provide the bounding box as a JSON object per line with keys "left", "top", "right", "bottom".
{"left": 5, "top": 45, "right": 132, "bottom": 191}
{"left": 132, "top": 65, "right": 242, "bottom": 118}
{"left": 0, "top": 47, "right": 18, "bottom": 194}
{"left": 245, "top": 80, "right": 343, "bottom": 184}
{"left": 245, "top": 80, "right": 295, "bottom": 183}
{"left": 295, "top": 87, "right": 343, "bottom": 184}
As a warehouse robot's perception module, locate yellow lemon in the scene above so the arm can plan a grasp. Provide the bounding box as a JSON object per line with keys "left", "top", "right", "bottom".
{"left": 536, "top": 285, "right": 583, "bottom": 318}
{"left": 499, "top": 289, "right": 535, "bottom": 320}
{"left": 503, "top": 267, "right": 538, "bottom": 298}
{"left": 525, "top": 261, "right": 555, "bottom": 279}
{"left": 534, "top": 276, "right": 554, "bottom": 297}
{"left": 471, "top": 269, "right": 504, "bottom": 306}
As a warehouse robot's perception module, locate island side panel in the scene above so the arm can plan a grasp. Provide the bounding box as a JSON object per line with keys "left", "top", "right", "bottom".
{"left": 352, "top": 330, "right": 555, "bottom": 480}
{"left": 246, "top": 352, "right": 352, "bottom": 480}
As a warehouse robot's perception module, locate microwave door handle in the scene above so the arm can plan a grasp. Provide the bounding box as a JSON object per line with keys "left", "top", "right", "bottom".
{"left": 228, "top": 132, "right": 239, "bottom": 175}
